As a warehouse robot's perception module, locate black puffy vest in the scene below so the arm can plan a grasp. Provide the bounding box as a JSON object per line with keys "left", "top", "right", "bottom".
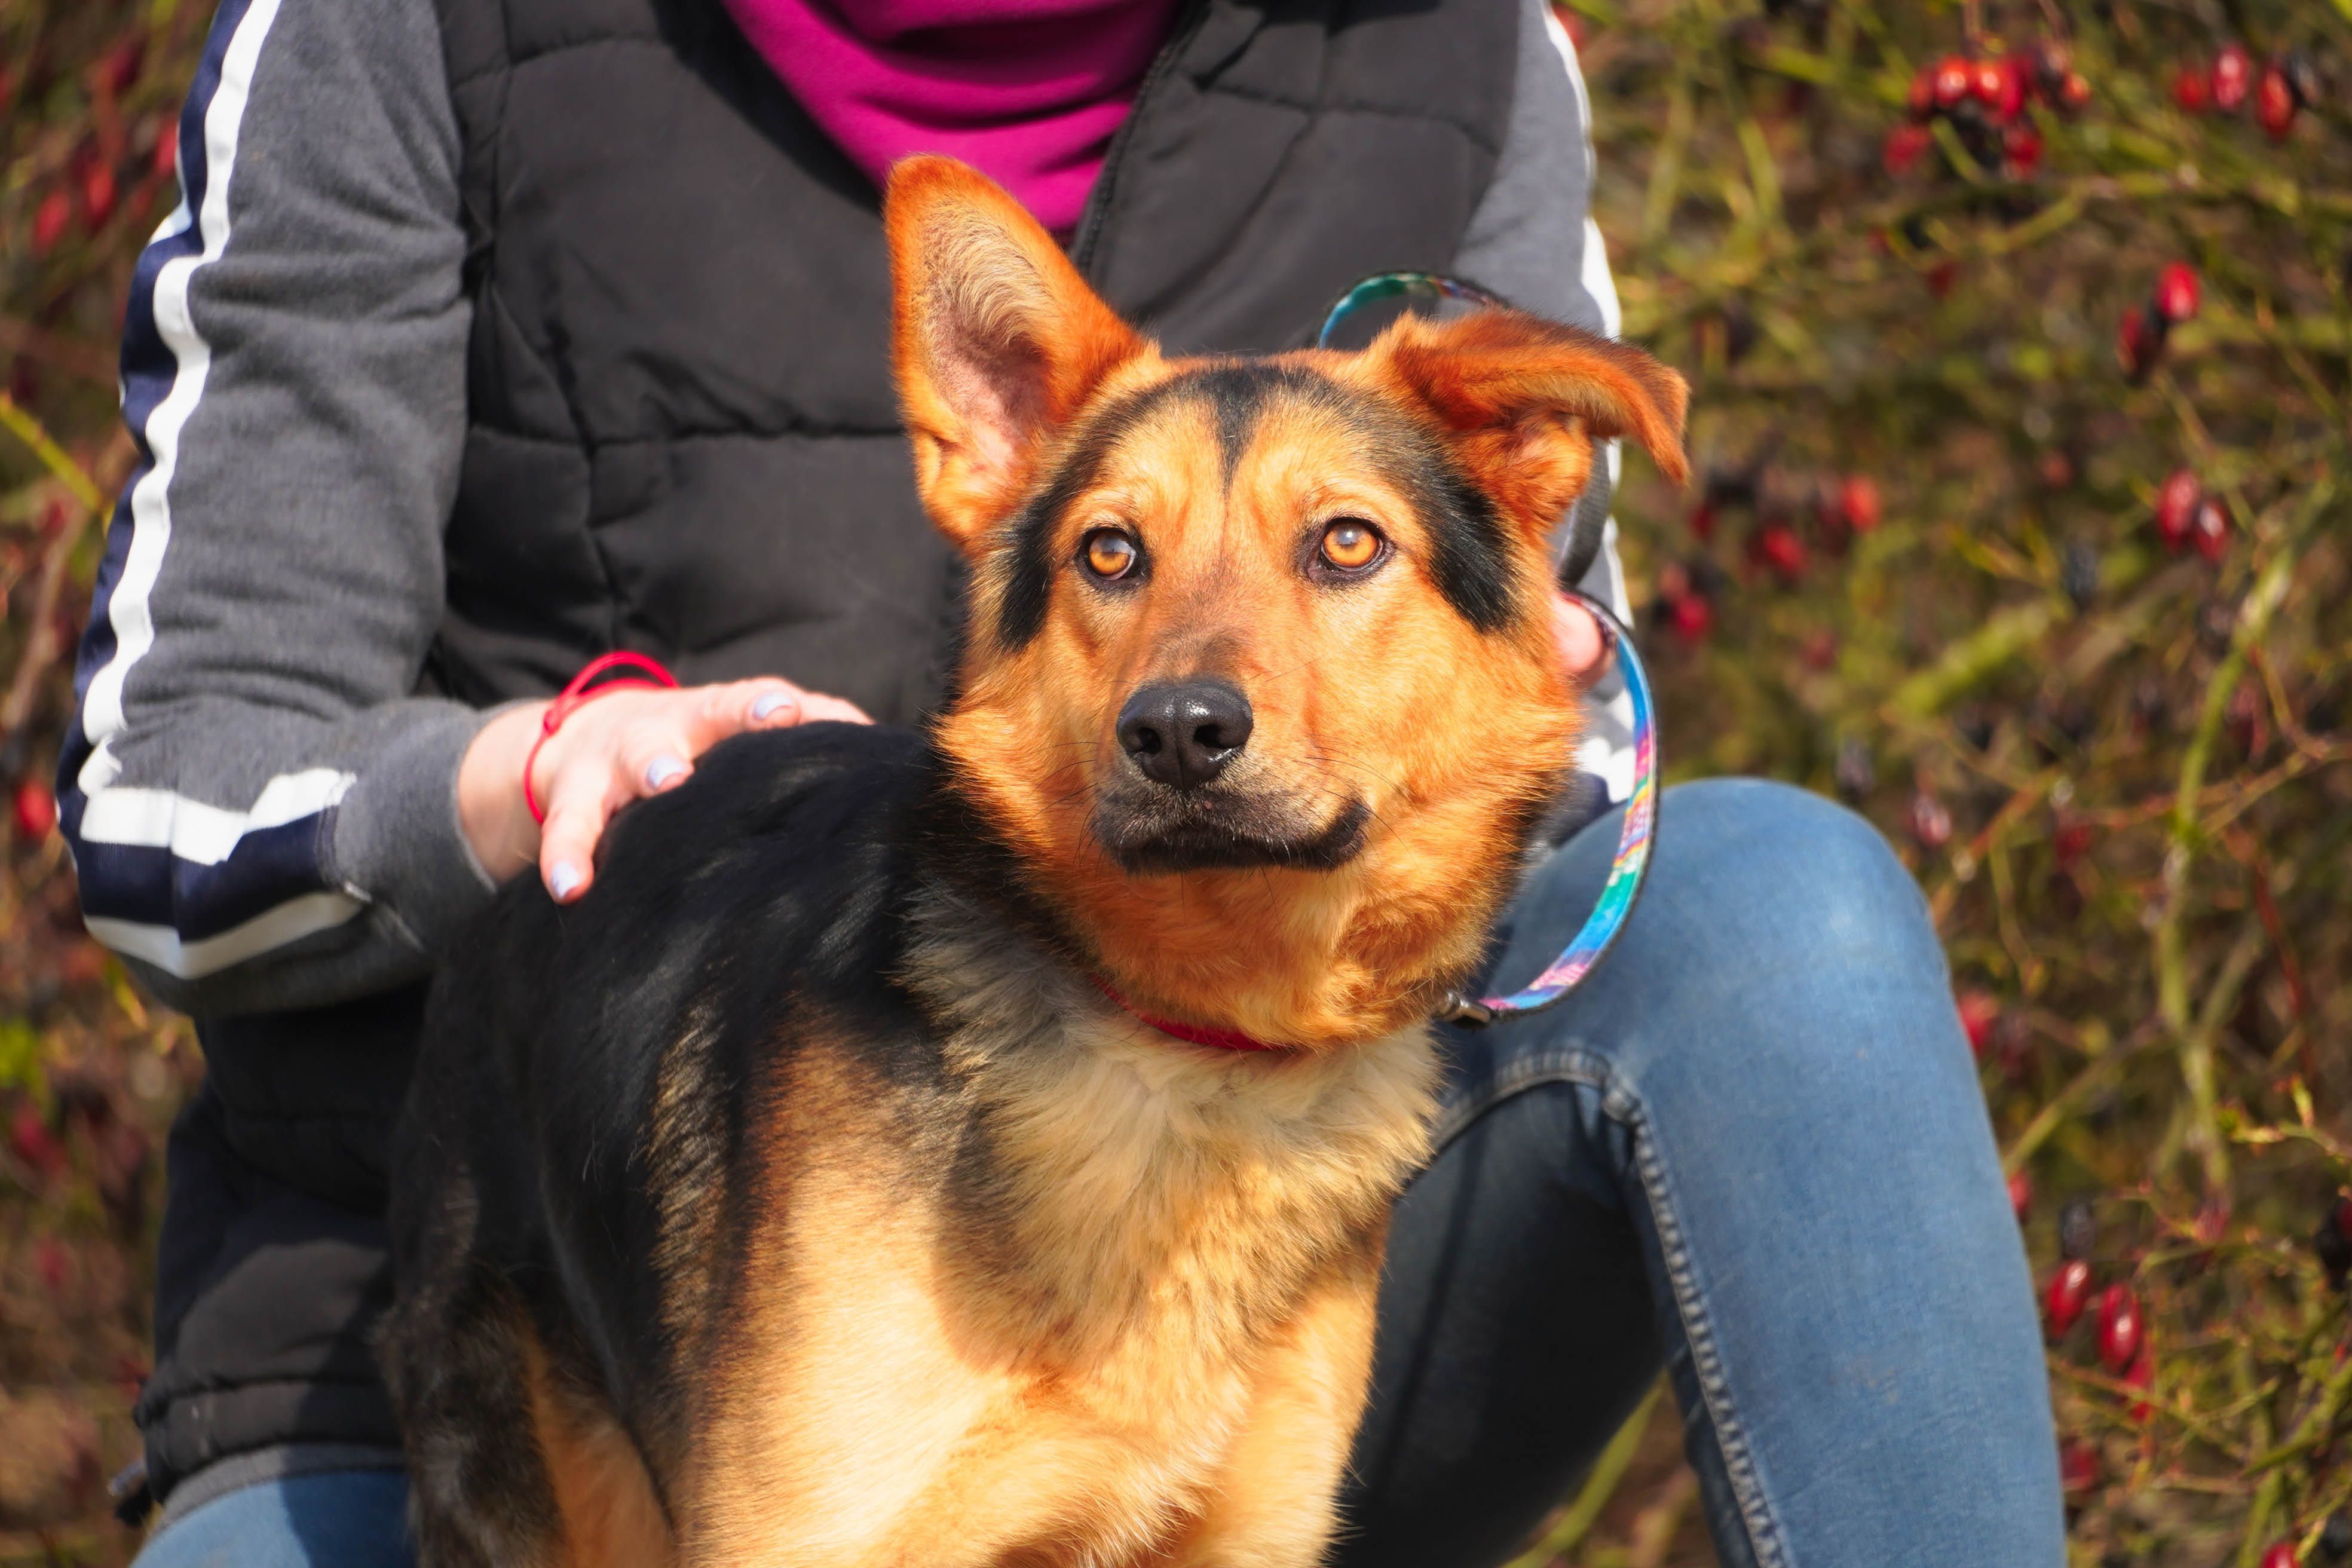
{"left": 142, "top": 0, "right": 1519, "bottom": 1508}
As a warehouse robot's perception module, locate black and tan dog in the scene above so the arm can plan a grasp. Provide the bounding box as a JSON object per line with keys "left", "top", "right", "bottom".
{"left": 382, "top": 157, "right": 1688, "bottom": 1567}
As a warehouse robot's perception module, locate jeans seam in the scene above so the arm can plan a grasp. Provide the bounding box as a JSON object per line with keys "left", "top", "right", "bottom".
{"left": 1429, "top": 1045, "right": 1610, "bottom": 1154}
{"left": 1435, "top": 1043, "right": 1792, "bottom": 1568}
{"left": 1628, "top": 1108, "right": 1790, "bottom": 1568}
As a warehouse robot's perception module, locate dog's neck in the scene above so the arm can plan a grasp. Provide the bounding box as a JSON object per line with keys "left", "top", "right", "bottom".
{"left": 898, "top": 881, "right": 1440, "bottom": 1359}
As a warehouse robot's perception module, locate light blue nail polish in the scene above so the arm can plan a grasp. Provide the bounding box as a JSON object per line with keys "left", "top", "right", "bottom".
{"left": 647, "top": 755, "right": 687, "bottom": 789}
{"left": 752, "top": 691, "right": 792, "bottom": 721}
{"left": 549, "top": 862, "right": 582, "bottom": 900}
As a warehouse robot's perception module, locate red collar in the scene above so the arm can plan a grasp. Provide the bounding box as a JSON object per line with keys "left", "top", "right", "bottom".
{"left": 1091, "top": 977, "right": 1292, "bottom": 1052}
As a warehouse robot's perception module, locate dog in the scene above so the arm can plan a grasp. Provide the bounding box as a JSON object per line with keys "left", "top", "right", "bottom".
{"left": 381, "top": 155, "right": 1688, "bottom": 1568}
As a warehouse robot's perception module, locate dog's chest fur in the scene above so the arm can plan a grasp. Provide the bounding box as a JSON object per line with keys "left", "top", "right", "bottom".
{"left": 682, "top": 882, "right": 1440, "bottom": 1564}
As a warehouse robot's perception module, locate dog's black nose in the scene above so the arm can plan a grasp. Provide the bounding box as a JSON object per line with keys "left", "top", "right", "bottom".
{"left": 1117, "top": 681, "right": 1253, "bottom": 791}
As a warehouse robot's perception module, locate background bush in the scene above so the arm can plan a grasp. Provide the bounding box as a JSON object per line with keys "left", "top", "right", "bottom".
{"left": 2, "top": 1, "right": 2347, "bottom": 1563}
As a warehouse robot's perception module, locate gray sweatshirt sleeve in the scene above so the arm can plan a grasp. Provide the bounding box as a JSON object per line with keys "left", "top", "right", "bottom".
{"left": 58, "top": 0, "right": 494, "bottom": 1017}
{"left": 1452, "top": 0, "right": 1642, "bottom": 800}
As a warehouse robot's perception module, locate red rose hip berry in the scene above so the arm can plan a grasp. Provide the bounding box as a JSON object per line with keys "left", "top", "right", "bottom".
{"left": 2154, "top": 263, "right": 2201, "bottom": 324}
{"left": 2044, "top": 1258, "right": 2093, "bottom": 1335}
{"left": 1972, "top": 58, "right": 2023, "bottom": 121}
{"left": 2154, "top": 469, "right": 2200, "bottom": 549}
{"left": 1836, "top": 473, "right": 1881, "bottom": 534}
{"left": 2189, "top": 497, "right": 2230, "bottom": 562}
{"left": 31, "top": 187, "right": 72, "bottom": 256}
{"left": 2096, "top": 1284, "right": 2144, "bottom": 1372}
{"left": 2054, "top": 815, "right": 2094, "bottom": 868}
{"left": 1667, "top": 590, "right": 1713, "bottom": 647}
{"left": 1882, "top": 124, "right": 1933, "bottom": 177}
{"left": 2257, "top": 63, "right": 2298, "bottom": 140}
{"left": 2124, "top": 1348, "right": 2155, "bottom": 1422}
{"left": 1956, "top": 990, "right": 2001, "bottom": 1058}
{"left": 1751, "top": 521, "right": 1805, "bottom": 583}
{"left": 2213, "top": 42, "right": 2253, "bottom": 112}
{"left": 103, "top": 39, "right": 146, "bottom": 96}
{"left": 2173, "top": 62, "right": 2211, "bottom": 114}
{"left": 8, "top": 1104, "right": 66, "bottom": 1179}
{"left": 2002, "top": 122, "right": 2044, "bottom": 176}
{"left": 1906, "top": 68, "right": 1936, "bottom": 121}
{"left": 12, "top": 780, "right": 56, "bottom": 842}
{"left": 81, "top": 164, "right": 118, "bottom": 230}
{"left": 1932, "top": 55, "right": 1973, "bottom": 111}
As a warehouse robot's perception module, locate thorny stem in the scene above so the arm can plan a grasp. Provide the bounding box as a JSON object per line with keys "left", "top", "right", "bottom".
{"left": 2155, "top": 481, "right": 2338, "bottom": 1198}
{"left": 0, "top": 392, "right": 105, "bottom": 516}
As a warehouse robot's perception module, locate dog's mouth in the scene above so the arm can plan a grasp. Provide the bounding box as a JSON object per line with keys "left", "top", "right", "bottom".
{"left": 1091, "top": 788, "right": 1370, "bottom": 875}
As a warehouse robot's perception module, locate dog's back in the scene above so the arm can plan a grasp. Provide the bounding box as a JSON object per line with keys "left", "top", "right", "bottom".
{"left": 386, "top": 722, "right": 938, "bottom": 1566}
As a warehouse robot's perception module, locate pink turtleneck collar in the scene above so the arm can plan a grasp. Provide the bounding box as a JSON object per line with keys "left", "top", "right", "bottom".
{"left": 721, "top": 0, "right": 1184, "bottom": 235}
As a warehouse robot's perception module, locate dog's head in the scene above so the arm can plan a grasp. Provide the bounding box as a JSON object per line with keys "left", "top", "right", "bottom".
{"left": 888, "top": 157, "right": 1687, "bottom": 1048}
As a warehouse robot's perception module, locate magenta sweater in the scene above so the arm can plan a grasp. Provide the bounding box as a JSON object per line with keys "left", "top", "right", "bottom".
{"left": 720, "top": 0, "right": 1184, "bottom": 234}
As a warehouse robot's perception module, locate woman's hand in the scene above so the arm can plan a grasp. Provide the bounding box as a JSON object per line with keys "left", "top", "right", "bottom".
{"left": 1552, "top": 592, "right": 1613, "bottom": 682}
{"left": 458, "top": 678, "right": 871, "bottom": 902}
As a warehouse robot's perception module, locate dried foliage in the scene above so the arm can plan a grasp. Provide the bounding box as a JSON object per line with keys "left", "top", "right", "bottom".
{"left": 4, "top": 2, "right": 209, "bottom": 1563}
{"left": 1563, "top": 1, "right": 2352, "bottom": 1563}
{"left": 1, "top": 1, "right": 2348, "bottom": 1564}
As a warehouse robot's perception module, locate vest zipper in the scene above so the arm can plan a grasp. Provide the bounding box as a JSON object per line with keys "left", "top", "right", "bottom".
{"left": 1068, "top": 0, "right": 1213, "bottom": 283}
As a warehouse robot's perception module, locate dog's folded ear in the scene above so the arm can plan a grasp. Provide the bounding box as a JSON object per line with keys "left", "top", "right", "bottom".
{"left": 886, "top": 156, "right": 1150, "bottom": 552}
{"left": 1374, "top": 310, "right": 1690, "bottom": 537}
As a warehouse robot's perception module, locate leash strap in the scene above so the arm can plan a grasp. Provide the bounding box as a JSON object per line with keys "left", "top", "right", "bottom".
{"left": 1316, "top": 272, "right": 1664, "bottom": 1028}
{"left": 1440, "top": 591, "right": 1658, "bottom": 1027}
{"left": 524, "top": 651, "right": 680, "bottom": 826}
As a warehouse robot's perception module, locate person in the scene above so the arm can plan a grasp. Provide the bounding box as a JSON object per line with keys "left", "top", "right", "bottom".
{"left": 60, "top": 0, "right": 2066, "bottom": 1563}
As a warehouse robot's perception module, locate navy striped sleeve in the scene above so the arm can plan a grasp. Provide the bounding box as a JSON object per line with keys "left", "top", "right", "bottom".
{"left": 58, "top": 0, "right": 492, "bottom": 1015}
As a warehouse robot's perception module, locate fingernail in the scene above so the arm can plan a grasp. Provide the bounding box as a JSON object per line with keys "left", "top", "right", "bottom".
{"left": 549, "top": 862, "right": 582, "bottom": 901}
{"left": 646, "top": 755, "right": 687, "bottom": 789}
{"left": 751, "top": 691, "right": 795, "bottom": 722}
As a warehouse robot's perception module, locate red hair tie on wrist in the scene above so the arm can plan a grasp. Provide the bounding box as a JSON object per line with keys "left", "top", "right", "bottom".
{"left": 524, "top": 651, "right": 679, "bottom": 826}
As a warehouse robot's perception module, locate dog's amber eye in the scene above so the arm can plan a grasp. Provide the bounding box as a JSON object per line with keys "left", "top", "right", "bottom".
{"left": 1082, "top": 529, "right": 1140, "bottom": 580}
{"left": 1318, "top": 520, "right": 1383, "bottom": 571}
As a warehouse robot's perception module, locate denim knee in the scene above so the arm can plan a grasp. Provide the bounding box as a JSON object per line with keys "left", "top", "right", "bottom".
{"left": 1646, "top": 778, "right": 1939, "bottom": 974}
{"left": 1499, "top": 777, "right": 1969, "bottom": 1107}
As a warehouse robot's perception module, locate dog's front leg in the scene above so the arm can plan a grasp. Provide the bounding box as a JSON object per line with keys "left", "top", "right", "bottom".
{"left": 1158, "top": 1258, "right": 1383, "bottom": 1568}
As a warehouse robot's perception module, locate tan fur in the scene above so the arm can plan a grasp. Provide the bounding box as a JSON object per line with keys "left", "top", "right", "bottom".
{"left": 1157, "top": 1266, "right": 1383, "bottom": 1567}
{"left": 682, "top": 894, "right": 1437, "bottom": 1566}
{"left": 520, "top": 1331, "right": 676, "bottom": 1568}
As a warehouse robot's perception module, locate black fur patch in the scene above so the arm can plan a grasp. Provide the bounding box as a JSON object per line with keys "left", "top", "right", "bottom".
{"left": 994, "top": 419, "right": 1121, "bottom": 651}
{"left": 1101, "top": 794, "right": 1371, "bottom": 875}
{"left": 1186, "top": 361, "right": 1326, "bottom": 480}
{"left": 1394, "top": 438, "right": 1519, "bottom": 633}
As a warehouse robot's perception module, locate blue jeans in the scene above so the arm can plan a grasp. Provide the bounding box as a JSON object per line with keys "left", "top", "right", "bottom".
{"left": 135, "top": 780, "right": 2061, "bottom": 1568}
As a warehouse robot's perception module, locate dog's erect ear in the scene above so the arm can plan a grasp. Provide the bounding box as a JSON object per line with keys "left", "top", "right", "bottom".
{"left": 1374, "top": 310, "right": 1690, "bottom": 534}
{"left": 886, "top": 156, "right": 1147, "bottom": 552}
